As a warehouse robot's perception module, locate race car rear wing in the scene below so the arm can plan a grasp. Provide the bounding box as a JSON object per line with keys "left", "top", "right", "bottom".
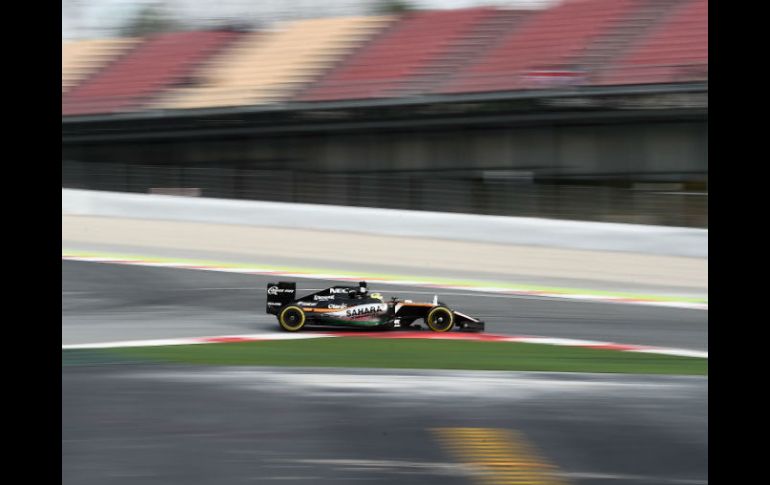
{"left": 266, "top": 282, "right": 296, "bottom": 315}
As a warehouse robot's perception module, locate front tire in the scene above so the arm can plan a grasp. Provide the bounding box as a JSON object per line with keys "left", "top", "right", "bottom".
{"left": 425, "top": 306, "right": 454, "bottom": 332}
{"left": 278, "top": 306, "right": 306, "bottom": 332}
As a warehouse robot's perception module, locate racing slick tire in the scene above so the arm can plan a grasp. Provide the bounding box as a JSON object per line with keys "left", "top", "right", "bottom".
{"left": 425, "top": 306, "right": 454, "bottom": 332}
{"left": 278, "top": 305, "right": 306, "bottom": 332}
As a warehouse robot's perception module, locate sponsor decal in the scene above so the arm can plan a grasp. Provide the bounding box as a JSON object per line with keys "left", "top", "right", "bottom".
{"left": 267, "top": 286, "right": 294, "bottom": 296}
{"left": 313, "top": 295, "right": 335, "bottom": 301}
{"left": 267, "top": 301, "right": 281, "bottom": 307}
{"left": 328, "top": 304, "right": 347, "bottom": 309}
{"left": 330, "top": 287, "right": 353, "bottom": 294}
{"left": 298, "top": 301, "right": 317, "bottom": 307}
{"left": 345, "top": 304, "right": 386, "bottom": 318}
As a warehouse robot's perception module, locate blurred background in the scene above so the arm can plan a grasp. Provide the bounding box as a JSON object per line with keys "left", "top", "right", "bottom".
{"left": 62, "top": 0, "right": 707, "bottom": 228}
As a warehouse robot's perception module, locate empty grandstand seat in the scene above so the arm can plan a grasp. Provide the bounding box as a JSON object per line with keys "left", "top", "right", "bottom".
{"left": 61, "top": 30, "right": 241, "bottom": 116}
{"left": 296, "top": 8, "right": 527, "bottom": 101}
{"left": 439, "top": 0, "right": 641, "bottom": 94}
{"left": 596, "top": 0, "right": 707, "bottom": 85}
{"left": 152, "top": 16, "right": 392, "bottom": 110}
{"left": 62, "top": 38, "right": 139, "bottom": 94}
{"left": 59, "top": 3, "right": 707, "bottom": 115}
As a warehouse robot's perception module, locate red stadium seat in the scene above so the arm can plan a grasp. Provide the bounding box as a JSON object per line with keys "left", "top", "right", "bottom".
{"left": 62, "top": 30, "right": 242, "bottom": 116}
{"left": 60, "top": 3, "right": 707, "bottom": 114}
{"left": 296, "top": 8, "right": 530, "bottom": 102}
{"left": 596, "top": 0, "right": 707, "bottom": 85}
{"left": 439, "top": 0, "right": 642, "bottom": 94}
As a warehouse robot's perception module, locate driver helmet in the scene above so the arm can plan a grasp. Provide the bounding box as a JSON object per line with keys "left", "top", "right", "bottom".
{"left": 370, "top": 292, "right": 383, "bottom": 301}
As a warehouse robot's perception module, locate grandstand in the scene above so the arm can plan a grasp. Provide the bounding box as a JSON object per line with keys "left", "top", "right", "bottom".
{"left": 439, "top": 0, "right": 640, "bottom": 93}
{"left": 597, "top": 0, "right": 707, "bottom": 85}
{"left": 62, "top": 30, "right": 242, "bottom": 116}
{"left": 295, "top": 8, "right": 529, "bottom": 101}
{"left": 62, "top": 38, "right": 140, "bottom": 94}
{"left": 61, "top": 0, "right": 708, "bottom": 113}
{"left": 152, "top": 16, "right": 393, "bottom": 109}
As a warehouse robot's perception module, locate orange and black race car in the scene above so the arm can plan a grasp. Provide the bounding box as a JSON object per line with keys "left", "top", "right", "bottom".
{"left": 266, "top": 281, "right": 484, "bottom": 333}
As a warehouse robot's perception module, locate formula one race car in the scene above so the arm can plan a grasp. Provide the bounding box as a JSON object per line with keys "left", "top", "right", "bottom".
{"left": 266, "top": 281, "right": 484, "bottom": 333}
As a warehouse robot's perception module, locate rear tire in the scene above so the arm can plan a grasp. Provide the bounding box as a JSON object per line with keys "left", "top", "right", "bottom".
{"left": 278, "top": 306, "right": 306, "bottom": 332}
{"left": 425, "top": 306, "right": 454, "bottom": 332}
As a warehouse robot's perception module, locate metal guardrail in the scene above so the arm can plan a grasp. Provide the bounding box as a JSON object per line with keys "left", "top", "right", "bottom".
{"left": 62, "top": 161, "right": 707, "bottom": 228}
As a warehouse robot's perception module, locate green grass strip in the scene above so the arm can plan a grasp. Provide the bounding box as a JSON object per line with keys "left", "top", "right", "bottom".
{"left": 61, "top": 249, "right": 707, "bottom": 305}
{"left": 89, "top": 338, "right": 707, "bottom": 375}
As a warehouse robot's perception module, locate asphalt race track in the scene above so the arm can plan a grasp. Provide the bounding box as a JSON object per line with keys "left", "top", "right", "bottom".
{"left": 62, "top": 261, "right": 707, "bottom": 351}
{"left": 62, "top": 366, "right": 707, "bottom": 485}
{"left": 62, "top": 260, "right": 708, "bottom": 485}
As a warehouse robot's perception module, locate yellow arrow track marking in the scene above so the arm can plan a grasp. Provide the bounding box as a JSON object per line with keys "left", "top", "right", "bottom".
{"left": 432, "top": 427, "right": 567, "bottom": 485}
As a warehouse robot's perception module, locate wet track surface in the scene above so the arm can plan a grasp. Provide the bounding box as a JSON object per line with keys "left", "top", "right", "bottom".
{"left": 63, "top": 260, "right": 707, "bottom": 351}
{"left": 62, "top": 260, "right": 708, "bottom": 485}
